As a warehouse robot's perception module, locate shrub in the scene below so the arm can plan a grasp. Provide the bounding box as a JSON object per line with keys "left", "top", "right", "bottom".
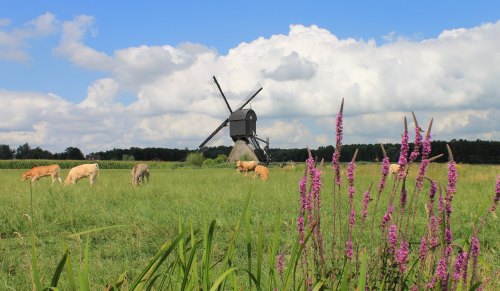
{"left": 185, "top": 152, "right": 204, "bottom": 167}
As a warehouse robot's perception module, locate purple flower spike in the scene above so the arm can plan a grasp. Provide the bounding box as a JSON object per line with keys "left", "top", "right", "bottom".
{"left": 429, "top": 180, "right": 437, "bottom": 200}
{"left": 346, "top": 240, "right": 353, "bottom": 259}
{"left": 410, "top": 112, "right": 423, "bottom": 162}
{"left": 447, "top": 161, "right": 457, "bottom": 195}
{"left": 490, "top": 175, "right": 500, "bottom": 213}
{"left": 453, "top": 252, "right": 466, "bottom": 281}
{"left": 388, "top": 224, "right": 398, "bottom": 254}
{"left": 422, "top": 119, "right": 433, "bottom": 159}
{"left": 396, "top": 239, "right": 409, "bottom": 272}
{"left": 378, "top": 156, "right": 390, "bottom": 191}
{"left": 362, "top": 186, "right": 372, "bottom": 223}
{"left": 397, "top": 120, "right": 409, "bottom": 178}
{"left": 400, "top": 185, "right": 407, "bottom": 210}
{"left": 436, "top": 257, "right": 448, "bottom": 281}
{"left": 333, "top": 98, "right": 344, "bottom": 186}
{"left": 419, "top": 236, "right": 428, "bottom": 259}
{"left": 445, "top": 228, "right": 453, "bottom": 245}
{"left": 381, "top": 204, "right": 394, "bottom": 228}
{"left": 277, "top": 253, "right": 284, "bottom": 277}
{"left": 349, "top": 209, "right": 356, "bottom": 227}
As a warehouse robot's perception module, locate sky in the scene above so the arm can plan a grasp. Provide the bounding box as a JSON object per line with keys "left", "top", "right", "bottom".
{"left": 1, "top": 1, "right": 499, "bottom": 154}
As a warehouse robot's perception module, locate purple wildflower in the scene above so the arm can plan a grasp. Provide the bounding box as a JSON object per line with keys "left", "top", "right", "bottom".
{"left": 332, "top": 150, "right": 341, "bottom": 186}
{"left": 388, "top": 224, "right": 398, "bottom": 254}
{"left": 362, "top": 188, "right": 371, "bottom": 223}
{"left": 397, "top": 127, "right": 409, "bottom": 178}
{"left": 436, "top": 257, "right": 448, "bottom": 281}
{"left": 419, "top": 236, "right": 428, "bottom": 259}
{"left": 346, "top": 240, "right": 353, "bottom": 260}
{"left": 447, "top": 161, "right": 457, "bottom": 195}
{"left": 400, "top": 186, "right": 407, "bottom": 210}
{"left": 438, "top": 192, "right": 445, "bottom": 217}
{"left": 396, "top": 239, "right": 409, "bottom": 272}
{"left": 410, "top": 123, "right": 423, "bottom": 162}
{"left": 445, "top": 228, "right": 453, "bottom": 245}
{"left": 429, "top": 215, "right": 438, "bottom": 247}
{"left": 277, "top": 253, "right": 284, "bottom": 277}
{"left": 347, "top": 160, "right": 356, "bottom": 200}
{"left": 297, "top": 216, "right": 305, "bottom": 244}
{"left": 453, "top": 252, "right": 466, "bottom": 281}
{"left": 381, "top": 204, "right": 394, "bottom": 228}
{"left": 349, "top": 209, "right": 356, "bottom": 227}
{"left": 378, "top": 156, "right": 390, "bottom": 191}
{"left": 415, "top": 159, "right": 430, "bottom": 191}
{"left": 429, "top": 180, "right": 437, "bottom": 200}
{"left": 333, "top": 100, "right": 344, "bottom": 186}
{"left": 490, "top": 175, "right": 500, "bottom": 213}
{"left": 471, "top": 235, "right": 480, "bottom": 280}
{"left": 299, "top": 175, "right": 307, "bottom": 214}
{"left": 462, "top": 252, "right": 469, "bottom": 286}
{"left": 335, "top": 105, "right": 343, "bottom": 149}
{"left": 422, "top": 130, "right": 432, "bottom": 159}
{"left": 426, "top": 277, "right": 437, "bottom": 289}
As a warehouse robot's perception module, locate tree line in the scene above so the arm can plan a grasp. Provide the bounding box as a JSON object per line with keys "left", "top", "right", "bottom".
{"left": 0, "top": 139, "right": 498, "bottom": 164}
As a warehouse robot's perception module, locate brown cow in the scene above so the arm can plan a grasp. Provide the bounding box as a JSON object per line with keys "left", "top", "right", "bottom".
{"left": 131, "top": 163, "right": 150, "bottom": 186}
{"left": 64, "top": 163, "right": 99, "bottom": 186}
{"left": 21, "top": 164, "right": 62, "bottom": 185}
{"left": 253, "top": 165, "right": 269, "bottom": 181}
{"left": 236, "top": 160, "right": 258, "bottom": 176}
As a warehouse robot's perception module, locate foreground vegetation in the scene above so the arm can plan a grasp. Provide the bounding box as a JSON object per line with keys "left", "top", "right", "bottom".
{"left": 0, "top": 161, "right": 498, "bottom": 290}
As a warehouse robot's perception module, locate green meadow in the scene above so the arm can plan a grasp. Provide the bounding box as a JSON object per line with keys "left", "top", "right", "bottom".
{"left": 0, "top": 162, "right": 498, "bottom": 289}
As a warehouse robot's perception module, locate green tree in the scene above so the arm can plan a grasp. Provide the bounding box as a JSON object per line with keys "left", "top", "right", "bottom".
{"left": 0, "top": 145, "right": 14, "bottom": 159}
{"left": 65, "top": 147, "right": 85, "bottom": 160}
{"left": 15, "top": 143, "right": 31, "bottom": 159}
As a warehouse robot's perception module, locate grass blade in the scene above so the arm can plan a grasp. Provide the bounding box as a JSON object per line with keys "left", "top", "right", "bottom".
{"left": 357, "top": 248, "right": 367, "bottom": 291}
{"left": 130, "top": 228, "right": 188, "bottom": 290}
{"left": 256, "top": 223, "right": 263, "bottom": 286}
{"left": 50, "top": 249, "right": 68, "bottom": 287}
{"left": 245, "top": 199, "right": 252, "bottom": 289}
{"left": 78, "top": 235, "right": 90, "bottom": 291}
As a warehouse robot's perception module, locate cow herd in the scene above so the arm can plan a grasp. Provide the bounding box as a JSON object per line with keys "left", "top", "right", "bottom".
{"left": 21, "top": 163, "right": 150, "bottom": 187}
{"left": 21, "top": 160, "right": 270, "bottom": 187}
{"left": 235, "top": 160, "right": 269, "bottom": 181}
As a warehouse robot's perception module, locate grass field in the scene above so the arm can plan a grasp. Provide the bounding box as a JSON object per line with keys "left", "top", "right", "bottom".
{"left": 0, "top": 162, "right": 498, "bottom": 289}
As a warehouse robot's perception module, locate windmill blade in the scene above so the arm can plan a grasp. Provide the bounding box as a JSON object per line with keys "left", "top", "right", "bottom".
{"left": 199, "top": 118, "right": 229, "bottom": 149}
{"left": 200, "top": 126, "right": 230, "bottom": 151}
{"left": 211, "top": 76, "right": 233, "bottom": 113}
{"left": 235, "top": 84, "right": 263, "bottom": 110}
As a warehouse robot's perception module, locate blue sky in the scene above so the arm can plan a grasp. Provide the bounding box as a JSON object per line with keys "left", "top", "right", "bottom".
{"left": 1, "top": 1, "right": 499, "bottom": 153}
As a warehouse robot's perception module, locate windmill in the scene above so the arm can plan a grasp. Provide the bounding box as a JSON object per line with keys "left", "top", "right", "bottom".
{"left": 199, "top": 76, "right": 270, "bottom": 164}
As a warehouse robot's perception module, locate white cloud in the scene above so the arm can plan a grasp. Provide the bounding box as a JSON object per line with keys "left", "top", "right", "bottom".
{"left": 0, "top": 13, "right": 58, "bottom": 62}
{"left": 1, "top": 16, "right": 500, "bottom": 153}
{"left": 55, "top": 15, "right": 113, "bottom": 70}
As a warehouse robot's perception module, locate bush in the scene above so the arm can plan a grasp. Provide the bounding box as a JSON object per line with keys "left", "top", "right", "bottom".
{"left": 185, "top": 152, "right": 204, "bottom": 167}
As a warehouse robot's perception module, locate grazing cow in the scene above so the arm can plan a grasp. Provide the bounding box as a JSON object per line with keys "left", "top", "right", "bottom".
{"left": 389, "top": 163, "right": 400, "bottom": 178}
{"left": 21, "top": 164, "right": 62, "bottom": 185}
{"left": 253, "top": 165, "right": 269, "bottom": 181}
{"left": 64, "top": 163, "right": 99, "bottom": 186}
{"left": 236, "top": 160, "right": 258, "bottom": 176}
{"left": 131, "top": 163, "right": 150, "bottom": 186}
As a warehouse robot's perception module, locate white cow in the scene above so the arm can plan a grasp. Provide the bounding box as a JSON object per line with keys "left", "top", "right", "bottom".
{"left": 389, "top": 163, "right": 401, "bottom": 179}
{"left": 64, "top": 163, "right": 99, "bottom": 185}
{"left": 131, "top": 163, "right": 150, "bottom": 186}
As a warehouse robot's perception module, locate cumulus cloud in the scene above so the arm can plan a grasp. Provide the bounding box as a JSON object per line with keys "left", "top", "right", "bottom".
{"left": 0, "top": 13, "right": 58, "bottom": 62}
{"left": 1, "top": 15, "right": 500, "bottom": 152}
{"left": 55, "top": 15, "right": 114, "bottom": 70}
